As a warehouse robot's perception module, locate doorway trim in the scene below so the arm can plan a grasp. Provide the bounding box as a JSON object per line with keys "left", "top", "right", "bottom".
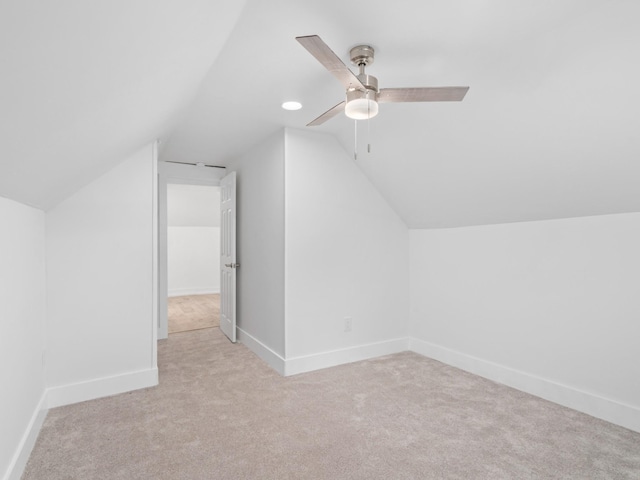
{"left": 157, "top": 161, "right": 227, "bottom": 339}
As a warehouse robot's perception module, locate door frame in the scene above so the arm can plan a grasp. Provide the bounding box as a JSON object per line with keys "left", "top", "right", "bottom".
{"left": 157, "top": 161, "right": 227, "bottom": 339}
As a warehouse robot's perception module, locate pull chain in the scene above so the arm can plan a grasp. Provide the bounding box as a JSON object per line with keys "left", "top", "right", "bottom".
{"left": 354, "top": 119, "right": 358, "bottom": 160}
{"left": 367, "top": 101, "right": 371, "bottom": 154}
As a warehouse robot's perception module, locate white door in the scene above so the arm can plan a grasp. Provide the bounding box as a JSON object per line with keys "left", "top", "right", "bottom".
{"left": 220, "top": 171, "right": 238, "bottom": 342}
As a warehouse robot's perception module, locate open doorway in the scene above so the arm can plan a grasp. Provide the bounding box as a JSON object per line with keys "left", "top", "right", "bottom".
{"left": 166, "top": 184, "right": 221, "bottom": 334}
{"left": 157, "top": 161, "right": 227, "bottom": 340}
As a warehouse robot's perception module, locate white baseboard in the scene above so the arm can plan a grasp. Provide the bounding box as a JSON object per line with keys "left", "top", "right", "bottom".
{"left": 3, "top": 393, "right": 48, "bottom": 480}
{"left": 284, "top": 338, "right": 410, "bottom": 377}
{"left": 237, "top": 327, "right": 286, "bottom": 376}
{"left": 168, "top": 288, "right": 219, "bottom": 297}
{"left": 409, "top": 338, "right": 640, "bottom": 434}
{"left": 46, "top": 368, "right": 158, "bottom": 409}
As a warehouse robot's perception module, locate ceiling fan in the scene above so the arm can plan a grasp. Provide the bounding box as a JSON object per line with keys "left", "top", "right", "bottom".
{"left": 296, "top": 35, "right": 469, "bottom": 126}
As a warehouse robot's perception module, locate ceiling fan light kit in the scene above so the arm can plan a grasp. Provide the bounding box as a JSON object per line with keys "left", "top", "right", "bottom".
{"left": 295, "top": 35, "right": 469, "bottom": 126}
{"left": 345, "top": 89, "right": 378, "bottom": 119}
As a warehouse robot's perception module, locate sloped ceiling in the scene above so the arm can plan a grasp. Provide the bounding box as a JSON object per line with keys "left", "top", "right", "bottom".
{"left": 162, "top": 0, "right": 640, "bottom": 228}
{"left": 0, "top": 0, "right": 246, "bottom": 209}
{"left": 3, "top": 1, "right": 639, "bottom": 227}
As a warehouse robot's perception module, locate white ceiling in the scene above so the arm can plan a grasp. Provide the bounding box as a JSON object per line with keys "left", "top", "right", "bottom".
{"left": 0, "top": 0, "right": 246, "bottom": 209}
{"left": 162, "top": 0, "right": 640, "bottom": 228}
{"left": 2, "top": 0, "right": 639, "bottom": 227}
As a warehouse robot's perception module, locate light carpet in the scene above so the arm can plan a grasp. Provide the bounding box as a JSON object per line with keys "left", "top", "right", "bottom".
{"left": 168, "top": 294, "right": 220, "bottom": 334}
{"left": 22, "top": 328, "right": 640, "bottom": 479}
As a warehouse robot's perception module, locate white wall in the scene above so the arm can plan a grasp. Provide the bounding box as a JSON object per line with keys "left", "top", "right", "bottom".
{"left": 167, "top": 183, "right": 220, "bottom": 226}
{"left": 0, "top": 198, "right": 46, "bottom": 480}
{"left": 228, "top": 131, "right": 286, "bottom": 361}
{"left": 45, "top": 145, "right": 157, "bottom": 406}
{"left": 167, "top": 184, "right": 220, "bottom": 296}
{"left": 168, "top": 226, "right": 220, "bottom": 296}
{"left": 284, "top": 129, "right": 410, "bottom": 373}
{"left": 409, "top": 213, "right": 640, "bottom": 432}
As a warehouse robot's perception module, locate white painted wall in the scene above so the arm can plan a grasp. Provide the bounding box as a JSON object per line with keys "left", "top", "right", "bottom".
{"left": 45, "top": 145, "right": 157, "bottom": 404}
{"left": 284, "top": 129, "right": 410, "bottom": 370}
{"left": 168, "top": 226, "right": 220, "bottom": 296}
{"left": 227, "top": 131, "right": 285, "bottom": 359}
{"left": 409, "top": 213, "right": 640, "bottom": 431}
{"left": 0, "top": 197, "right": 46, "bottom": 480}
{"left": 167, "top": 184, "right": 220, "bottom": 227}
{"left": 167, "top": 184, "right": 220, "bottom": 296}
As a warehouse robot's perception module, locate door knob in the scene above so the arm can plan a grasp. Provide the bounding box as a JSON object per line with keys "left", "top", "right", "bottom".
{"left": 225, "top": 263, "right": 240, "bottom": 268}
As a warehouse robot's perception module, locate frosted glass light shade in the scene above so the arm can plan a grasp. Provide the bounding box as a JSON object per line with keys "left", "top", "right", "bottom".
{"left": 345, "top": 89, "right": 379, "bottom": 120}
{"left": 345, "top": 99, "right": 379, "bottom": 119}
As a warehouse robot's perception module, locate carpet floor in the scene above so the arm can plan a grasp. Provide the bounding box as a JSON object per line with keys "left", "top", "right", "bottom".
{"left": 23, "top": 328, "right": 640, "bottom": 479}
{"left": 168, "top": 294, "right": 220, "bottom": 334}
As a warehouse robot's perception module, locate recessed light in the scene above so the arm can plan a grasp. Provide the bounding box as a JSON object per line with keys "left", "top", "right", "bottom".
{"left": 282, "top": 101, "right": 302, "bottom": 111}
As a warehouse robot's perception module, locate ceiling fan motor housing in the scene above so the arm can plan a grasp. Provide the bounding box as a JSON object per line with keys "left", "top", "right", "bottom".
{"left": 356, "top": 73, "right": 378, "bottom": 93}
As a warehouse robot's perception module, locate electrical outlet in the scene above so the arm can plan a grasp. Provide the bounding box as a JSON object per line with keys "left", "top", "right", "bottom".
{"left": 344, "top": 317, "right": 352, "bottom": 333}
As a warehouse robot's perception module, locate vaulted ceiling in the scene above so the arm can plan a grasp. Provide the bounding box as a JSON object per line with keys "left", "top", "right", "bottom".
{"left": 0, "top": 0, "right": 246, "bottom": 209}
{"left": 2, "top": 1, "right": 639, "bottom": 227}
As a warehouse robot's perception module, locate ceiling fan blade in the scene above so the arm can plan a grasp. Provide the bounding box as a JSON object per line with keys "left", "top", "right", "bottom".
{"left": 377, "top": 87, "right": 469, "bottom": 103}
{"left": 296, "top": 35, "right": 365, "bottom": 91}
{"left": 307, "top": 101, "right": 346, "bottom": 126}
